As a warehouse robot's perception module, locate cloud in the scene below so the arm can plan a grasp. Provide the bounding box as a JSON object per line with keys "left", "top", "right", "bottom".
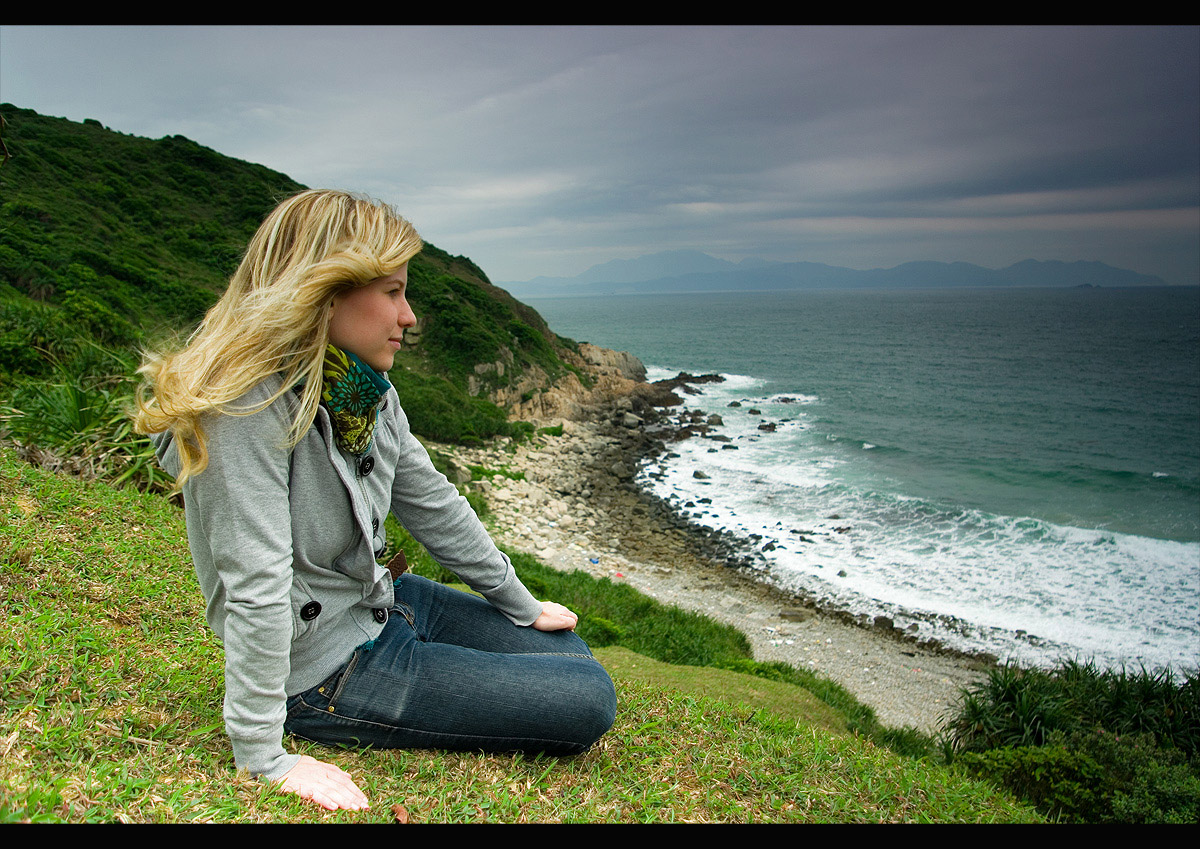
{"left": 2, "top": 25, "right": 1196, "bottom": 283}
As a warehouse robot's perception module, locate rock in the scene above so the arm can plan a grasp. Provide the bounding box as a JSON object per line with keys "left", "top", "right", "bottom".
{"left": 578, "top": 342, "right": 647, "bottom": 382}
{"left": 779, "top": 608, "right": 813, "bottom": 622}
{"left": 444, "top": 460, "right": 472, "bottom": 485}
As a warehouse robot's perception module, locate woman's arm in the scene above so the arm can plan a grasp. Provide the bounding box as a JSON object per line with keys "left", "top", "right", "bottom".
{"left": 383, "top": 398, "right": 545, "bottom": 626}
{"left": 175, "top": 385, "right": 301, "bottom": 781}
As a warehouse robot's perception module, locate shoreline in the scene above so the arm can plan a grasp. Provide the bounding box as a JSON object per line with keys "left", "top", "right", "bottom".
{"left": 436, "top": 390, "right": 993, "bottom": 735}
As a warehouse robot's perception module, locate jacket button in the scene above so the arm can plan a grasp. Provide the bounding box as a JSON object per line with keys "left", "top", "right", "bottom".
{"left": 372, "top": 517, "right": 379, "bottom": 533}
{"left": 359, "top": 455, "right": 375, "bottom": 476}
{"left": 373, "top": 608, "right": 387, "bottom": 624}
{"left": 300, "top": 601, "right": 322, "bottom": 621}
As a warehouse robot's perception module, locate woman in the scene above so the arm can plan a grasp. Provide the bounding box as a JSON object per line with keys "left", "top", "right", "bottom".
{"left": 135, "top": 189, "right": 616, "bottom": 812}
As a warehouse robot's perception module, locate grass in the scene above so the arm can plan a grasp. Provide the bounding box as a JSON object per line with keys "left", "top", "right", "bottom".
{"left": 0, "top": 448, "right": 1041, "bottom": 822}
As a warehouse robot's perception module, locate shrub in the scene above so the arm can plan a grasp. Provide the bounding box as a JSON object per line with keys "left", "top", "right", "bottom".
{"left": 389, "top": 367, "right": 513, "bottom": 445}
{"left": 958, "top": 729, "right": 1200, "bottom": 823}
{"left": 946, "top": 660, "right": 1200, "bottom": 822}
{"left": 946, "top": 660, "right": 1200, "bottom": 756}
{"left": 579, "top": 615, "right": 624, "bottom": 647}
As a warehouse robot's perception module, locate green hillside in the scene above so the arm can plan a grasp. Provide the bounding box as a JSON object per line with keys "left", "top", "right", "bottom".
{"left": 0, "top": 104, "right": 578, "bottom": 450}
{"left": 0, "top": 447, "right": 1042, "bottom": 823}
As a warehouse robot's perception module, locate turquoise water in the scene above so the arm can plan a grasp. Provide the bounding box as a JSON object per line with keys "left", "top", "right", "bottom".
{"left": 527, "top": 286, "right": 1200, "bottom": 670}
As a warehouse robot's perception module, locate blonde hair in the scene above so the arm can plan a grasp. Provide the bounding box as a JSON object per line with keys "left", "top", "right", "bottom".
{"left": 135, "top": 189, "right": 423, "bottom": 489}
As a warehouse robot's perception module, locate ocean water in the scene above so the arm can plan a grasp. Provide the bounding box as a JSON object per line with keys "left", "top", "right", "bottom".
{"left": 525, "top": 286, "right": 1200, "bottom": 672}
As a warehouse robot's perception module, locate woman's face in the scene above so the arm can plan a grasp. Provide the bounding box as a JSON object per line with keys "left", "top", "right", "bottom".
{"left": 328, "top": 263, "right": 415, "bottom": 372}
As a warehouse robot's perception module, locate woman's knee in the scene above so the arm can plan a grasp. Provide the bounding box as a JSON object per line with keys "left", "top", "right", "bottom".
{"left": 575, "top": 661, "right": 618, "bottom": 747}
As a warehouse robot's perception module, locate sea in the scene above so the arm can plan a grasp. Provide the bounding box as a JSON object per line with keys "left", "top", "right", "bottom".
{"left": 524, "top": 285, "right": 1200, "bottom": 673}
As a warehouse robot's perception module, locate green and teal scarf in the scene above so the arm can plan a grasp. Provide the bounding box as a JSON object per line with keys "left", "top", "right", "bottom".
{"left": 321, "top": 345, "right": 391, "bottom": 454}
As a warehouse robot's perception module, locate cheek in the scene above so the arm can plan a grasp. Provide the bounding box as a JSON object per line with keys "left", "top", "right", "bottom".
{"left": 328, "top": 298, "right": 372, "bottom": 348}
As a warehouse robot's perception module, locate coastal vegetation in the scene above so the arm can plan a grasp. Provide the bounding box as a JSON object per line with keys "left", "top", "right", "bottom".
{"left": 944, "top": 660, "right": 1199, "bottom": 822}
{"left": 0, "top": 104, "right": 577, "bottom": 457}
{"left": 1, "top": 104, "right": 1194, "bottom": 822}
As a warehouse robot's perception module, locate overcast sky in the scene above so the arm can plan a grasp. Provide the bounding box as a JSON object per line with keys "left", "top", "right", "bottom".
{"left": 2, "top": 25, "right": 1197, "bottom": 284}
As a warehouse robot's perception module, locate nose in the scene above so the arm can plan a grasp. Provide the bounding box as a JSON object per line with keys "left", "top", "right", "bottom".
{"left": 397, "top": 297, "right": 417, "bottom": 329}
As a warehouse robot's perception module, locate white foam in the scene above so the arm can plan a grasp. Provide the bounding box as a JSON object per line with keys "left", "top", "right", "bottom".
{"left": 640, "top": 400, "right": 1200, "bottom": 672}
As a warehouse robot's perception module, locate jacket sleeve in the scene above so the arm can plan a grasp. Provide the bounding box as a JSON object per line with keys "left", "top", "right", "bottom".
{"left": 183, "top": 391, "right": 301, "bottom": 781}
{"left": 384, "top": 396, "right": 544, "bottom": 626}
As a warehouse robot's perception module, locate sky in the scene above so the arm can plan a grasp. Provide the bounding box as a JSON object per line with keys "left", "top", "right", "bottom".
{"left": 2, "top": 25, "right": 1198, "bottom": 285}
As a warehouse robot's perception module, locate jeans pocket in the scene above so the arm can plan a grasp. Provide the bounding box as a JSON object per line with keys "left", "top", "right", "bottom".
{"left": 311, "top": 650, "right": 361, "bottom": 715}
{"left": 392, "top": 600, "right": 417, "bottom": 631}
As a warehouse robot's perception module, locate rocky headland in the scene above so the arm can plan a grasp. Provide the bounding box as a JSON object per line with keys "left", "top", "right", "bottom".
{"left": 437, "top": 344, "right": 991, "bottom": 734}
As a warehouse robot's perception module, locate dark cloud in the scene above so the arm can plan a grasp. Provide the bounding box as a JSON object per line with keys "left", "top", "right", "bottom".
{"left": 1, "top": 25, "right": 1196, "bottom": 283}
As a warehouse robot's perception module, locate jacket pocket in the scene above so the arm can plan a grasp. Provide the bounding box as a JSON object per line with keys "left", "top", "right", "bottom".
{"left": 289, "top": 573, "right": 320, "bottom": 641}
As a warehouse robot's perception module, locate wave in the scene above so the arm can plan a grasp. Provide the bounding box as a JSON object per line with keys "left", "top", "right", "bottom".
{"left": 638, "top": 422, "right": 1200, "bottom": 673}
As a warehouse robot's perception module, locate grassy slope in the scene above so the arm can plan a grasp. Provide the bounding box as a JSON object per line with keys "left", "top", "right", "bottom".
{"left": 0, "top": 449, "right": 1039, "bottom": 823}
{"left": 0, "top": 105, "right": 575, "bottom": 444}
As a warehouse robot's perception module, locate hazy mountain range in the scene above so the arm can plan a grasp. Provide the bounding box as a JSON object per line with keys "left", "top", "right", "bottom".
{"left": 498, "top": 250, "right": 1170, "bottom": 298}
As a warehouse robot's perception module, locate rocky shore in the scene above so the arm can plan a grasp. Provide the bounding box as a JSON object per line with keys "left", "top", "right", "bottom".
{"left": 440, "top": 348, "right": 993, "bottom": 735}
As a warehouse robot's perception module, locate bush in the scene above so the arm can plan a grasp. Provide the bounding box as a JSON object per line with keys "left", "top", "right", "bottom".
{"left": 959, "top": 729, "right": 1200, "bottom": 823}
{"left": 946, "top": 660, "right": 1200, "bottom": 822}
{"left": 1, "top": 369, "right": 171, "bottom": 492}
{"left": 958, "top": 741, "right": 1106, "bottom": 821}
{"left": 578, "top": 615, "right": 623, "bottom": 647}
{"left": 947, "top": 660, "right": 1200, "bottom": 756}
{"left": 389, "top": 367, "right": 514, "bottom": 445}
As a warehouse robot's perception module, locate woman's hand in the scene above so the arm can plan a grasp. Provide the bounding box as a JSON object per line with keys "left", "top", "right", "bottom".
{"left": 278, "top": 754, "right": 370, "bottom": 811}
{"left": 531, "top": 601, "right": 579, "bottom": 632}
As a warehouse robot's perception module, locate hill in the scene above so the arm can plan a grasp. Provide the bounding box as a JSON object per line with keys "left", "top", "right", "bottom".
{"left": 0, "top": 447, "right": 1041, "bottom": 822}
{"left": 0, "top": 104, "right": 587, "bottom": 446}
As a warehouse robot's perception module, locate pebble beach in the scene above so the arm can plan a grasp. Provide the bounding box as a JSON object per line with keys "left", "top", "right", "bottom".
{"left": 438, "top": 403, "right": 992, "bottom": 735}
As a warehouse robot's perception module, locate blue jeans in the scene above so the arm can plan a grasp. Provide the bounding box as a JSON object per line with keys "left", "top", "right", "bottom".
{"left": 284, "top": 574, "right": 616, "bottom": 756}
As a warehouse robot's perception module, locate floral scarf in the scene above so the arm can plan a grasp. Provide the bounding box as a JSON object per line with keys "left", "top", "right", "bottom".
{"left": 321, "top": 345, "right": 391, "bottom": 455}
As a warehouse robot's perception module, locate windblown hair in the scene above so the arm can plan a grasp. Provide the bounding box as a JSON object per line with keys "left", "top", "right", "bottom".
{"left": 135, "top": 189, "right": 423, "bottom": 490}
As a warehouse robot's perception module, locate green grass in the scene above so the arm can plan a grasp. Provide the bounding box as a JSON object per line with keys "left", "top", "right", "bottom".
{"left": 0, "top": 105, "right": 582, "bottom": 448}
{"left": 1, "top": 448, "right": 1040, "bottom": 822}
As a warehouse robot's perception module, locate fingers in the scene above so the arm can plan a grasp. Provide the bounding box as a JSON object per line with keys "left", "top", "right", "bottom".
{"left": 532, "top": 601, "right": 578, "bottom": 631}
{"left": 279, "top": 755, "right": 370, "bottom": 811}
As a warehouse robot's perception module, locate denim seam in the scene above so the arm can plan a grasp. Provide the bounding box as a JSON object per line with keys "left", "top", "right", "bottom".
{"left": 479, "top": 651, "right": 598, "bottom": 660}
{"left": 286, "top": 697, "right": 589, "bottom": 751}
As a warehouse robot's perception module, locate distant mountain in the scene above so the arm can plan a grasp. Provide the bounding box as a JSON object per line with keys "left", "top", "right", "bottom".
{"left": 576, "top": 249, "right": 741, "bottom": 284}
{"left": 498, "top": 252, "right": 1169, "bottom": 298}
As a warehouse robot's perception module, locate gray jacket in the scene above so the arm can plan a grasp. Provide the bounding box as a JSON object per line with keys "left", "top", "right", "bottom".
{"left": 154, "top": 376, "right": 543, "bottom": 779}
